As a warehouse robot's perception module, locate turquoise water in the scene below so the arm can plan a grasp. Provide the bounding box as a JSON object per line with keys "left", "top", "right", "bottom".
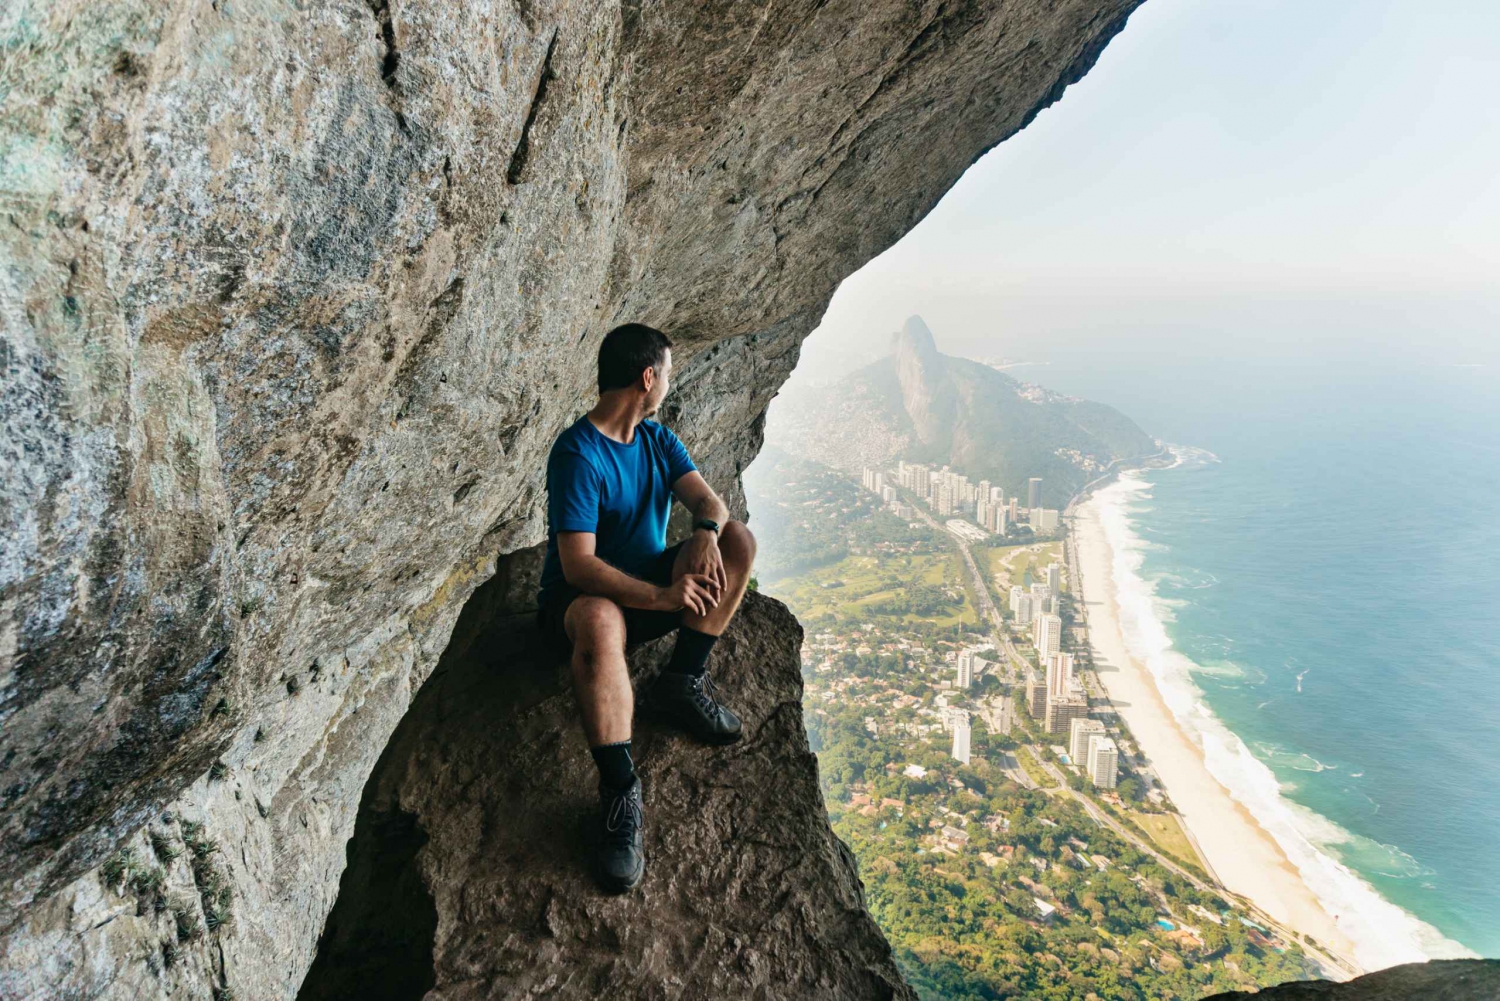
{"left": 1021, "top": 328, "right": 1500, "bottom": 959}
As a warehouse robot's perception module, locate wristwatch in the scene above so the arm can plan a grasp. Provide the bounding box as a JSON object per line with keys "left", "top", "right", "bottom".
{"left": 694, "top": 518, "right": 721, "bottom": 536}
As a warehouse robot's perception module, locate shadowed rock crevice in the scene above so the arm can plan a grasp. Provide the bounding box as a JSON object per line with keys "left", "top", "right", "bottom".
{"left": 507, "top": 28, "right": 560, "bottom": 185}
{"left": 297, "top": 804, "right": 437, "bottom": 1001}
{"left": 296, "top": 554, "right": 914, "bottom": 1000}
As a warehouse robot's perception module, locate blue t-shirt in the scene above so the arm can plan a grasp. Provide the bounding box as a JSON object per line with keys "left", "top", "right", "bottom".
{"left": 538, "top": 416, "right": 697, "bottom": 603}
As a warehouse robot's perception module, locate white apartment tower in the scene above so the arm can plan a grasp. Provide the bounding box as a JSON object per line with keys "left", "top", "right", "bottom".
{"left": 1087, "top": 736, "right": 1119, "bottom": 789}
{"left": 1015, "top": 593, "right": 1035, "bottom": 626}
{"left": 1034, "top": 613, "right": 1062, "bottom": 660}
{"left": 1046, "top": 652, "right": 1075, "bottom": 700}
{"left": 951, "top": 712, "right": 972, "bottom": 765}
{"left": 955, "top": 650, "right": 975, "bottom": 690}
{"left": 1070, "top": 717, "right": 1107, "bottom": 764}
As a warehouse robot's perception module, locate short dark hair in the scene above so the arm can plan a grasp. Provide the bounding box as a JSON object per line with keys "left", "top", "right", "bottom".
{"left": 597, "top": 323, "right": 673, "bottom": 393}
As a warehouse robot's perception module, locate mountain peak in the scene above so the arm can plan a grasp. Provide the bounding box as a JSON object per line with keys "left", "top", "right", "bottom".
{"left": 899, "top": 314, "right": 939, "bottom": 357}
{"left": 896, "top": 314, "right": 954, "bottom": 446}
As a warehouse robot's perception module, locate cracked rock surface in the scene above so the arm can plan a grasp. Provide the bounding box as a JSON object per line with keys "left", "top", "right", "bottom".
{"left": 298, "top": 587, "right": 916, "bottom": 1001}
{"left": 1203, "top": 960, "right": 1500, "bottom": 1001}
{"left": 2, "top": 0, "right": 1145, "bottom": 996}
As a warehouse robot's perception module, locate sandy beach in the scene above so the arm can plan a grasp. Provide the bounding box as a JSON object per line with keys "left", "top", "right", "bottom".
{"left": 1071, "top": 493, "right": 1362, "bottom": 972}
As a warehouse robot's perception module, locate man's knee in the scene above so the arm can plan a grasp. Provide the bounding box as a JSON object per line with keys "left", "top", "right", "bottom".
{"left": 720, "top": 520, "right": 756, "bottom": 570}
{"left": 566, "top": 596, "right": 626, "bottom": 657}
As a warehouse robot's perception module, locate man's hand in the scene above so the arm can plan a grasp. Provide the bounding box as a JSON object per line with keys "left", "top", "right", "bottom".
{"left": 683, "top": 530, "right": 728, "bottom": 595}
{"left": 658, "top": 574, "right": 721, "bottom": 616}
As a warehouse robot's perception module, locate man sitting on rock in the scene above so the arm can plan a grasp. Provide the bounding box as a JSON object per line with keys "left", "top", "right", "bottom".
{"left": 536, "top": 322, "right": 757, "bottom": 893}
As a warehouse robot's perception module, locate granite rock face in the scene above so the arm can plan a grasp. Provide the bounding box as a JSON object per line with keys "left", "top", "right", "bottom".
{"left": 298, "top": 588, "right": 916, "bottom": 1001}
{"left": 1203, "top": 960, "right": 1500, "bottom": 1001}
{"left": 1, "top": 0, "right": 1144, "bottom": 996}
{"left": 894, "top": 314, "right": 956, "bottom": 449}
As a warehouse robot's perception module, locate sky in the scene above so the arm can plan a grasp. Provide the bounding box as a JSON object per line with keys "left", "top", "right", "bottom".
{"left": 795, "top": 0, "right": 1500, "bottom": 383}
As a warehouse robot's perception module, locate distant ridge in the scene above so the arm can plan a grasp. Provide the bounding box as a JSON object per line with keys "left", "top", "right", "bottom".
{"left": 774, "top": 315, "right": 1155, "bottom": 507}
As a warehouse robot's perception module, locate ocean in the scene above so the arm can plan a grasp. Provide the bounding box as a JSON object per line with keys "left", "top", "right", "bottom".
{"left": 1023, "top": 326, "right": 1500, "bottom": 964}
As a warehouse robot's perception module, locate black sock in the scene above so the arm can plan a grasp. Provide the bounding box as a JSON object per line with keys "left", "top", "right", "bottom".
{"left": 666, "top": 626, "right": 718, "bottom": 677}
{"left": 591, "top": 740, "right": 635, "bottom": 790}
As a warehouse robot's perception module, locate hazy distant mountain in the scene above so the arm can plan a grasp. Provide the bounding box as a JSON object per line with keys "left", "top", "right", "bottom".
{"left": 772, "top": 315, "right": 1156, "bottom": 508}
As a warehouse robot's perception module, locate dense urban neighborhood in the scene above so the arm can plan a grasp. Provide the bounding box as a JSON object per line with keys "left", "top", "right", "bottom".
{"left": 746, "top": 448, "right": 1326, "bottom": 999}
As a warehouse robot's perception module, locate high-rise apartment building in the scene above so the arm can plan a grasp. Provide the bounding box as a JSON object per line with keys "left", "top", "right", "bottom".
{"left": 955, "top": 649, "right": 975, "bottom": 689}
{"left": 1026, "top": 675, "right": 1048, "bottom": 718}
{"left": 1070, "top": 717, "right": 1106, "bottom": 764}
{"left": 1046, "top": 563, "right": 1062, "bottom": 595}
{"left": 951, "top": 713, "right": 972, "bottom": 765}
{"left": 1035, "top": 613, "right": 1062, "bottom": 659}
{"left": 1087, "top": 736, "right": 1119, "bottom": 789}
{"left": 1008, "top": 586, "right": 1025, "bottom": 614}
{"left": 1045, "top": 688, "right": 1090, "bottom": 736}
{"left": 1031, "top": 508, "right": 1059, "bottom": 534}
{"left": 1009, "top": 498, "right": 1020, "bottom": 522}
{"left": 1027, "top": 477, "right": 1042, "bottom": 508}
{"left": 1046, "top": 652, "right": 1075, "bottom": 700}
{"left": 1015, "top": 593, "right": 1034, "bottom": 626}
{"left": 935, "top": 483, "right": 953, "bottom": 516}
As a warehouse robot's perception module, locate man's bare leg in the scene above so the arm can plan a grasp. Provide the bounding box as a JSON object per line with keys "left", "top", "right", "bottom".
{"left": 565, "top": 596, "right": 632, "bottom": 746}
{"left": 650, "top": 521, "right": 757, "bottom": 744}
{"left": 564, "top": 595, "right": 645, "bottom": 893}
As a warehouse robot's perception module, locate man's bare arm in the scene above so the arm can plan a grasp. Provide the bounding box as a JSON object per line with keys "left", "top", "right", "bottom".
{"left": 670, "top": 471, "right": 733, "bottom": 593}
{"left": 556, "top": 531, "right": 718, "bottom": 615}
{"left": 670, "top": 470, "right": 730, "bottom": 527}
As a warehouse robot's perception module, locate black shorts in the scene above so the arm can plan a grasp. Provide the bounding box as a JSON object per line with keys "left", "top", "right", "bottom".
{"left": 536, "top": 541, "right": 686, "bottom": 654}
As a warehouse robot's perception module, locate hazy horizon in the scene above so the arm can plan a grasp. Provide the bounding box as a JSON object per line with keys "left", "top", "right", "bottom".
{"left": 792, "top": 0, "right": 1500, "bottom": 389}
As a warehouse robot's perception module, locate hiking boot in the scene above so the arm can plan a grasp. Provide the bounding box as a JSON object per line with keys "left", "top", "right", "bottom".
{"left": 647, "top": 671, "right": 743, "bottom": 745}
{"left": 596, "top": 776, "right": 645, "bottom": 893}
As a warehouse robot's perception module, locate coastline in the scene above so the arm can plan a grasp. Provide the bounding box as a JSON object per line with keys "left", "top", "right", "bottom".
{"left": 1070, "top": 487, "right": 1364, "bottom": 972}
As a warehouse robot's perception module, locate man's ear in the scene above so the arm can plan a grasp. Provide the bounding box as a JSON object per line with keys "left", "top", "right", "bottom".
{"left": 640, "top": 365, "right": 655, "bottom": 393}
